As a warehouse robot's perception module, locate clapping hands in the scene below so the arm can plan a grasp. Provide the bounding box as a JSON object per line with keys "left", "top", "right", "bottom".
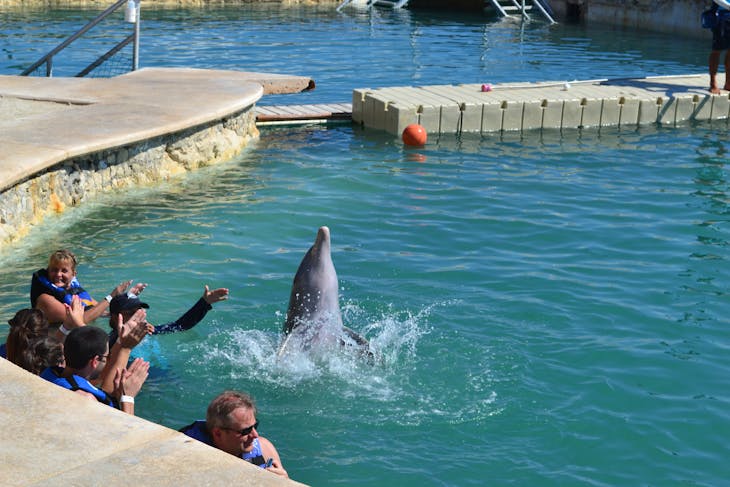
{"left": 112, "top": 357, "right": 150, "bottom": 400}
{"left": 115, "top": 308, "right": 154, "bottom": 349}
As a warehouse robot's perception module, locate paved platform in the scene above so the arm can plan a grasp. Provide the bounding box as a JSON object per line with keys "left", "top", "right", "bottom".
{"left": 0, "top": 67, "right": 313, "bottom": 192}
{"left": 353, "top": 74, "right": 727, "bottom": 135}
{"left": 0, "top": 358, "right": 306, "bottom": 486}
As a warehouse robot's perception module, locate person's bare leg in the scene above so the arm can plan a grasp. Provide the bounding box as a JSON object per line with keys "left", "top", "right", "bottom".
{"left": 710, "top": 50, "right": 722, "bottom": 94}
{"left": 723, "top": 51, "right": 730, "bottom": 90}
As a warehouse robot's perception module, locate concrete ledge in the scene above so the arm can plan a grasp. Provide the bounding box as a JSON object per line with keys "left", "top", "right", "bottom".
{"left": 0, "top": 68, "right": 267, "bottom": 191}
{"left": 0, "top": 67, "right": 314, "bottom": 249}
{"left": 1, "top": 358, "right": 306, "bottom": 486}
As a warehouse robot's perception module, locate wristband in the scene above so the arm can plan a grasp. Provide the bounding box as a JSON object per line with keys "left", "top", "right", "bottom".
{"left": 120, "top": 395, "right": 135, "bottom": 404}
{"left": 59, "top": 325, "right": 71, "bottom": 336}
{"left": 105, "top": 294, "right": 113, "bottom": 303}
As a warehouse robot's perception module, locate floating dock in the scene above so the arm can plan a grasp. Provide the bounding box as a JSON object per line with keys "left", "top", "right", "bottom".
{"left": 351, "top": 74, "right": 727, "bottom": 135}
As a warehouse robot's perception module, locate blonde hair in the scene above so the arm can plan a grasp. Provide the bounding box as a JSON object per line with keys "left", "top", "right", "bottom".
{"left": 48, "top": 249, "right": 78, "bottom": 273}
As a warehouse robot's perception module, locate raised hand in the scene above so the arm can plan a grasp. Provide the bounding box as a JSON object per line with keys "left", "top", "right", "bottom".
{"left": 119, "top": 357, "right": 150, "bottom": 398}
{"left": 63, "top": 295, "right": 85, "bottom": 329}
{"left": 111, "top": 357, "right": 150, "bottom": 415}
{"left": 111, "top": 279, "right": 134, "bottom": 298}
{"left": 128, "top": 282, "right": 148, "bottom": 296}
{"left": 202, "top": 285, "right": 229, "bottom": 305}
{"left": 117, "top": 308, "right": 153, "bottom": 349}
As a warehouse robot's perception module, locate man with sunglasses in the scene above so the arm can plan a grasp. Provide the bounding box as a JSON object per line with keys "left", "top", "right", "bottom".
{"left": 180, "top": 390, "right": 288, "bottom": 478}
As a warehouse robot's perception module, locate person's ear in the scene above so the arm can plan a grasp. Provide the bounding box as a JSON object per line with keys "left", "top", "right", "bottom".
{"left": 211, "top": 427, "right": 224, "bottom": 444}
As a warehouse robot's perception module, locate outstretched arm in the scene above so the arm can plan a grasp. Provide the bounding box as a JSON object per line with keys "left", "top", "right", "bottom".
{"left": 153, "top": 285, "right": 229, "bottom": 335}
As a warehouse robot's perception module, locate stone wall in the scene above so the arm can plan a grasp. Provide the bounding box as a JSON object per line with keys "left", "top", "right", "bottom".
{"left": 0, "top": 107, "right": 257, "bottom": 246}
{"left": 551, "top": 0, "right": 710, "bottom": 37}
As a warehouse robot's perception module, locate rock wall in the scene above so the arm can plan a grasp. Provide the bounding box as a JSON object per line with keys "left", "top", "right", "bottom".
{"left": 551, "top": 0, "right": 711, "bottom": 37}
{"left": 0, "top": 107, "right": 257, "bottom": 246}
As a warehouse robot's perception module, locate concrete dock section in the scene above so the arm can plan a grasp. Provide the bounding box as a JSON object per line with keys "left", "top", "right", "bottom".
{"left": 0, "top": 358, "right": 307, "bottom": 486}
{"left": 353, "top": 74, "right": 726, "bottom": 135}
{"left": 0, "top": 67, "right": 313, "bottom": 248}
{"left": 0, "top": 67, "right": 313, "bottom": 192}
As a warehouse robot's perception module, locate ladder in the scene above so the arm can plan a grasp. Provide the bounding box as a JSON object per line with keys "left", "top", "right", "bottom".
{"left": 489, "top": 0, "right": 556, "bottom": 24}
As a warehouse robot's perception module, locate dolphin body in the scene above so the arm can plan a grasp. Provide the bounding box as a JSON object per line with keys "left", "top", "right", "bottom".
{"left": 278, "top": 226, "right": 369, "bottom": 358}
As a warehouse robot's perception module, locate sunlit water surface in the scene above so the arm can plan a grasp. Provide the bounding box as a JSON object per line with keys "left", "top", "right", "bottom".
{"left": 0, "top": 5, "right": 728, "bottom": 487}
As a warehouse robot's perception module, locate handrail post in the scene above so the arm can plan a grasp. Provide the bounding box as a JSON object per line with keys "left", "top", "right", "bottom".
{"left": 132, "top": 0, "right": 140, "bottom": 70}
{"left": 21, "top": 0, "right": 138, "bottom": 77}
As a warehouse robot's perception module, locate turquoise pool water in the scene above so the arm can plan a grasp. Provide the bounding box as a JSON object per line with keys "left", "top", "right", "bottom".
{"left": 1, "top": 6, "right": 728, "bottom": 486}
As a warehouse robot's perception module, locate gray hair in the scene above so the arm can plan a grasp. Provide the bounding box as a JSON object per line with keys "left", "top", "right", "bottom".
{"left": 206, "top": 390, "right": 257, "bottom": 431}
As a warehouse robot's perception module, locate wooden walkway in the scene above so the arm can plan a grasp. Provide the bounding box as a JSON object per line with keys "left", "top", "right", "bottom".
{"left": 255, "top": 103, "right": 352, "bottom": 125}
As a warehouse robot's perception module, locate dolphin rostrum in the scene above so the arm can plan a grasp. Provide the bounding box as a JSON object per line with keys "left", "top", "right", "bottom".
{"left": 278, "top": 226, "right": 369, "bottom": 358}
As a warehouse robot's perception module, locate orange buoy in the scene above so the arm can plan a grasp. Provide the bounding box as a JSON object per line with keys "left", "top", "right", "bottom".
{"left": 402, "top": 124, "right": 427, "bottom": 146}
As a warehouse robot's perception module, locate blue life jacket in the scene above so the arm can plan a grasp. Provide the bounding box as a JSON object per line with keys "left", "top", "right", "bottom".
{"left": 31, "top": 268, "right": 97, "bottom": 310}
{"left": 40, "top": 366, "right": 117, "bottom": 408}
{"left": 180, "top": 420, "right": 267, "bottom": 466}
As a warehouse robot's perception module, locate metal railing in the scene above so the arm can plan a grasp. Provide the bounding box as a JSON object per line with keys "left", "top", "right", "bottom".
{"left": 488, "top": 0, "right": 556, "bottom": 24}
{"left": 21, "top": 0, "right": 141, "bottom": 78}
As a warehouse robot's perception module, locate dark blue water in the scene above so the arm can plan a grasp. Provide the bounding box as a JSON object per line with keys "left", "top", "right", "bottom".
{"left": 0, "top": 5, "right": 727, "bottom": 487}
{"left": 0, "top": 5, "right": 711, "bottom": 100}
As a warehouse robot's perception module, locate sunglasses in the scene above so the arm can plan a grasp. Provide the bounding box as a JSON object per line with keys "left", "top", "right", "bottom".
{"left": 224, "top": 421, "right": 259, "bottom": 436}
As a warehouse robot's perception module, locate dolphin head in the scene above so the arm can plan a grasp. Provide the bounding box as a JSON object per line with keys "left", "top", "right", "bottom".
{"left": 306, "top": 226, "right": 332, "bottom": 270}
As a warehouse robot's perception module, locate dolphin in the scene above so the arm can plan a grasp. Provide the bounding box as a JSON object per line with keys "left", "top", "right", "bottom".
{"left": 277, "top": 226, "right": 370, "bottom": 358}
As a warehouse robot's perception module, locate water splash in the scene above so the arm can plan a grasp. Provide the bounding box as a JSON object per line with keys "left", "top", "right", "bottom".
{"left": 187, "top": 302, "right": 433, "bottom": 399}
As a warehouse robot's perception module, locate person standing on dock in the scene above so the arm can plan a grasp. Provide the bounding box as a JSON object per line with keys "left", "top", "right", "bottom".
{"left": 708, "top": 1, "right": 730, "bottom": 93}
